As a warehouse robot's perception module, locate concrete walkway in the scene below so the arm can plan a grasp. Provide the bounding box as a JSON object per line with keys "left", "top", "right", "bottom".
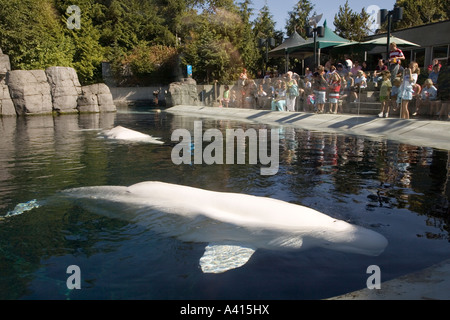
{"left": 166, "top": 105, "right": 450, "bottom": 151}
{"left": 328, "top": 259, "right": 450, "bottom": 300}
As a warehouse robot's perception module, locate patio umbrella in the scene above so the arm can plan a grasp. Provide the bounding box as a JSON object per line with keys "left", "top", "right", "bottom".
{"left": 268, "top": 31, "right": 313, "bottom": 59}
{"left": 288, "top": 21, "right": 352, "bottom": 52}
{"left": 361, "top": 35, "right": 420, "bottom": 49}
{"left": 333, "top": 35, "right": 420, "bottom": 52}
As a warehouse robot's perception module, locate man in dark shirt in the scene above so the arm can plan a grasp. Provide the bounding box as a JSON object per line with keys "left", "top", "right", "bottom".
{"left": 373, "top": 59, "right": 388, "bottom": 85}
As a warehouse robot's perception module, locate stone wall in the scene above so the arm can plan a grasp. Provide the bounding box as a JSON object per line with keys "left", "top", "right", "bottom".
{"left": 0, "top": 48, "right": 116, "bottom": 116}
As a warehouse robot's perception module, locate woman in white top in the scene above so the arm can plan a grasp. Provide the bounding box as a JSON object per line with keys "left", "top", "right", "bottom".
{"left": 398, "top": 62, "right": 419, "bottom": 119}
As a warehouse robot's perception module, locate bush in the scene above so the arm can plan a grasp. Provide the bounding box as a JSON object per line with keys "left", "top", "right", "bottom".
{"left": 112, "top": 43, "right": 180, "bottom": 86}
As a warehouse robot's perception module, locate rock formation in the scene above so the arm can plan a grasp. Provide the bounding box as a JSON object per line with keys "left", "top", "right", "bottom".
{"left": 166, "top": 78, "right": 198, "bottom": 107}
{"left": 45, "top": 66, "right": 82, "bottom": 113}
{"left": 0, "top": 48, "right": 11, "bottom": 78}
{"left": 0, "top": 82, "right": 15, "bottom": 116}
{"left": 0, "top": 48, "right": 15, "bottom": 116}
{"left": 77, "top": 83, "right": 116, "bottom": 113}
{"left": 0, "top": 47, "right": 116, "bottom": 116}
{"left": 7, "top": 70, "right": 53, "bottom": 115}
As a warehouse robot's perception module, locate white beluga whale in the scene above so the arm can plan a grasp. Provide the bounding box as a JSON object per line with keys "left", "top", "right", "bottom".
{"left": 61, "top": 181, "right": 388, "bottom": 273}
{"left": 100, "top": 126, "right": 164, "bottom": 144}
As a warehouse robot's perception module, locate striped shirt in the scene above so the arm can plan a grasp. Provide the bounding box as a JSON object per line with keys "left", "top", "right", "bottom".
{"left": 389, "top": 48, "right": 404, "bottom": 64}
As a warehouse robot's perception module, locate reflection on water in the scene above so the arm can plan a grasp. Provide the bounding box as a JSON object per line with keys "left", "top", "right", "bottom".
{"left": 0, "top": 109, "right": 449, "bottom": 299}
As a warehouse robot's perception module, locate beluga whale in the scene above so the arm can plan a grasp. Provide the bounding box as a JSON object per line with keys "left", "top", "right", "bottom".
{"left": 100, "top": 126, "right": 164, "bottom": 144}
{"left": 60, "top": 181, "right": 388, "bottom": 273}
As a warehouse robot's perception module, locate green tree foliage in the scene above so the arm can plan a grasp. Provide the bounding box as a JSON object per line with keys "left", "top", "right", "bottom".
{"left": 0, "top": 0, "right": 293, "bottom": 85}
{"left": 113, "top": 42, "right": 179, "bottom": 85}
{"left": 0, "top": 0, "right": 74, "bottom": 70}
{"left": 392, "top": 0, "right": 448, "bottom": 29}
{"left": 285, "top": 0, "right": 314, "bottom": 39}
{"left": 54, "top": 0, "right": 106, "bottom": 84}
{"left": 181, "top": 6, "right": 246, "bottom": 83}
{"left": 236, "top": 0, "right": 259, "bottom": 76}
{"left": 333, "top": 0, "right": 371, "bottom": 41}
{"left": 253, "top": 5, "right": 276, "bottom": 72}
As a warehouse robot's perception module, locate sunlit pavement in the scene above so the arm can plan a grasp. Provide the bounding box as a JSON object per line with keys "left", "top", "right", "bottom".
{"left": 166, "top": 105, "right": 450, "bottom": 151}
{"left": 328, "top": 259, "right": 450, "bottom": 300}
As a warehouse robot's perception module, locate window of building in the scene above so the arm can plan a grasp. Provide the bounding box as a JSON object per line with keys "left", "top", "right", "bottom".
{"left": 432, "top": 45, "right": 449, "bottom": 60}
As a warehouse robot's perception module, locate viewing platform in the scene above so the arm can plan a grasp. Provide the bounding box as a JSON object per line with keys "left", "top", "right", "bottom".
{"left": 166, "top": 104, "right": 450, "bottom": 151}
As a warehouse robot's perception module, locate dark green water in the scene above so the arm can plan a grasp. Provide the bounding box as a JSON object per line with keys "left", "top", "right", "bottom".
{"left": 0, "top": 108, "right": 449, "bottom": 300}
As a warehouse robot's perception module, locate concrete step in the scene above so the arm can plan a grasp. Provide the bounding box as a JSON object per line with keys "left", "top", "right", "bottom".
{"left": 346, "top": 102, "right": 400, "bottom": 116}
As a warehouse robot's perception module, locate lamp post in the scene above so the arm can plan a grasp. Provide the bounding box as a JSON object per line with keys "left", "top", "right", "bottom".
{"left": 258, "top": 37, "right": 276, "bottom": 75}
{"left": 306, "top": 14, "right": 324, "bottom": 70}
{"left": 380, "top": 6, "right": 403, "bottom": 60}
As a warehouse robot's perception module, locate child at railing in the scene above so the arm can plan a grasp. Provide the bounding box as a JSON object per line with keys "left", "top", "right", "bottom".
{"left": 328, "top": 72, "right": 341, "bottom": 114}
{"left": 220, "top": 85, "right": 230, "bottom": 108}
{"left": 378, "top": 71, "right": 392, "bottom": 118}
{"left": 352, "top": 70, "right": 367, "bottom": 103}
{"left": 390, "top": 78, "right": 401, "bottom": 113}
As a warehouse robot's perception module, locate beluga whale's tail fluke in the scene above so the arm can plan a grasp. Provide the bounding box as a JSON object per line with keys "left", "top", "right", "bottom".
{"left": 60, "top": 181, "right": 388, "bottom": 273}
{"left": 100, "top": 126, "right": 164, "bottom": 144}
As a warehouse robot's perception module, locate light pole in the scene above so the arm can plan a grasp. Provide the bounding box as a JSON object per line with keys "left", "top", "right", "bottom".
{"left": 306, "top": 14, "right": 324, "bottom": 70}
{"left": 380, "top": 6, "right": 403, "bottom": 60}
{"left": 258, "top": 37, "right": 276, "bottom": 75}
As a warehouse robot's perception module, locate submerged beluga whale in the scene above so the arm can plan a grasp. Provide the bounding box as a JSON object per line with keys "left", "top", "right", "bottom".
{"left": 61, "top": 181, "right": 388, "bottom": 273}
{"left": 100, "top": 126, "right": 164, "bottom": 144}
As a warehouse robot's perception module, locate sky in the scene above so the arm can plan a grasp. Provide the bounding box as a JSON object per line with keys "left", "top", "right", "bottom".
{"left": 250, "top": 0, "right": 398, "bottom": 34}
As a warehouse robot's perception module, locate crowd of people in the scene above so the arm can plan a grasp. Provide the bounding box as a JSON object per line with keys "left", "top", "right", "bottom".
{"left": 374, "top": 42, "right": 448, "bottom": 120}
{"left": 219, "top": 43, "right": 449, "bottom": 121}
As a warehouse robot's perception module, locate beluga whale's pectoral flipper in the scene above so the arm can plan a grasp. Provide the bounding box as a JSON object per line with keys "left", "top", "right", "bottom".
{"left": 200, "top": 243, "right": 256, "bottom": 273}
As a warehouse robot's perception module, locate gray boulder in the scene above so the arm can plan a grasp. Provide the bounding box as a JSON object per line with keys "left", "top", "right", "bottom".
{"left": 77, "top": 83, "right": 116, "bottom": 113}
{"left": 166, "top": 78, "right": 198, "bottom": 107}
{"left": 0, "top": 82, "right": 16, "bottom": 116}
{"left": 6, "top": 70, "right": 53, "bottom": 115}
{"left": 45, "top": 66, "right": 82, "bottom": 113}
{"left": 0, "top": 48, "right": 11, "bottom": 80}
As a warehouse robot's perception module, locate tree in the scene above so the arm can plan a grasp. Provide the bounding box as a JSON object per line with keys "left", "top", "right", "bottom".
{"left": 236, "top": 0, "right": 259, "bottom": 76}
{"left": 53, "top": 0, "right": 107, "bottom": 84}
{"left": 333, "top": 0, "right": 371, "bottom": 41}
{"left": 285, "top": 0, "right": 314, "bottom": 39}
{"left": 179, "top": 1, "right": 262, "bottom": 83}
{"left": 253, "top": 4, "right": 283, "bottom": 74}
{"left": 0, "top": 0, "right": 74, "bottom": 70}
{"left": 391, "top": 0, "right": 448, "bottom": 30}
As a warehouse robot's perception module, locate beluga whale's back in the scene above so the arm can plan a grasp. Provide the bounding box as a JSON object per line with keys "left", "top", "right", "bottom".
{"left": 62, "top": 181, "right": 388, "bottom": 273}
{"left": 100, "top": 126, "right": 164, "bottom": 144}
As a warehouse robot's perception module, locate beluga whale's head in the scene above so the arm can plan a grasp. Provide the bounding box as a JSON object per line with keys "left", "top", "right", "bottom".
{"left": 313, "top": 219, "right": 388, "bottom": 256}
